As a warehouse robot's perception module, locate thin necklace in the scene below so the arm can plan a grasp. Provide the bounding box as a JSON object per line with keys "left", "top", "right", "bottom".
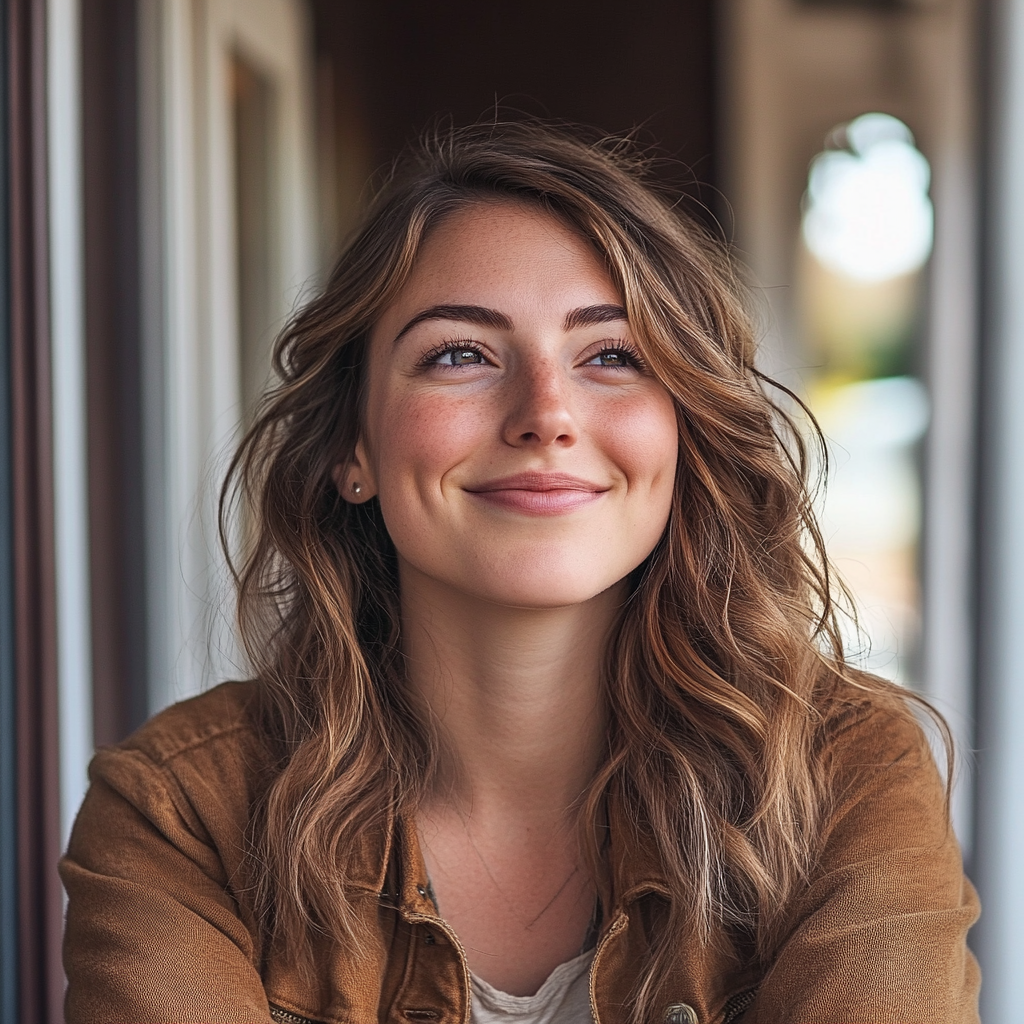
{"left": 420, "top": 815, "right": 591, "bottom": 929}
{"left": 524, "top": 864, "right": 582, "bottom": 930}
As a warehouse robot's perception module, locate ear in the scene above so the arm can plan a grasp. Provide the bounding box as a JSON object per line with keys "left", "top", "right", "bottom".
{"left": 332, "top": 437, "right": 377, "bottom": 504}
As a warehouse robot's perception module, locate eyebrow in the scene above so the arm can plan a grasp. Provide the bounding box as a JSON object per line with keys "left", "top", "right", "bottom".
{"left": 394, "top": 304, "right": 513, "bottom": 342}
{"left": 561, "top": 304, "right": 629, "bottom": 331}
{"left": 394, "top": 302, "right": 629, "bottom": 342}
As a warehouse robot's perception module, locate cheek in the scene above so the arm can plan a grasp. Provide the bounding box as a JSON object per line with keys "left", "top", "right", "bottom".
{"left": 600, "top": 392, "right": 679, "bottom": 567}
{"left": 599, "top": 389, "right": 679, "bottom": 494}
{"left": 369, "top": 388, "right": 487, "bottom": 492}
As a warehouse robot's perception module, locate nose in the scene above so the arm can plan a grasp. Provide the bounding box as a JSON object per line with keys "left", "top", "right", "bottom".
{"left": 501, "top": 357, "right": 578, "bottom": 448}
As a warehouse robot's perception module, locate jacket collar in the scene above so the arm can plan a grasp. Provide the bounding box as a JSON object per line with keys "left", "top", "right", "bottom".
{"left": 605, "top": 786, "right": 670, "bottom": 904}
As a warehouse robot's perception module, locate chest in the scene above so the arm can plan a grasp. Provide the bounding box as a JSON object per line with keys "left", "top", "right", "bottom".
{"left": 261, "top": 897, "right": 758, "bottom": 1024}
{"left": 418, "top": 829, "right": 600, "bottom": 997}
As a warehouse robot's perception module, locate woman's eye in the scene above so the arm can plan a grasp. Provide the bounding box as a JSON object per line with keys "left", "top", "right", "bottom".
{"left": 423, "top": 344, "right": 488, "bottom": 367}
{"left": 446, "top": 348, "right": 484, "bottom": 365}
{"left": 587, "top": 349, "right": 636, "bottom": 368}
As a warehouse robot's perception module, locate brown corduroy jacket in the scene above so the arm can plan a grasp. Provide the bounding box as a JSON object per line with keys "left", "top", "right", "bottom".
{"left": 61, "top": 681, "right": 980, "bottom": 1024}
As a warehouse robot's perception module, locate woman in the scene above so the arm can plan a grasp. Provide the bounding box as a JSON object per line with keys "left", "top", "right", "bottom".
{"left": 61, "top": 122, "right": 979, "bottom": 1024}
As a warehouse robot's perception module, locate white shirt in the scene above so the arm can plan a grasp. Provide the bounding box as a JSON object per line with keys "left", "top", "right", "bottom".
{"left": 470, "top": 948, "right": 596, "bottom": 1024}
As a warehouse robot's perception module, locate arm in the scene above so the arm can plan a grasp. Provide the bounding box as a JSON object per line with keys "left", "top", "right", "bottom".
{"left": 747, "top": 704, "right": 980, "bottom": 1024}
{"left": 61, "top": 744, "right": 274, "bottom": 1024}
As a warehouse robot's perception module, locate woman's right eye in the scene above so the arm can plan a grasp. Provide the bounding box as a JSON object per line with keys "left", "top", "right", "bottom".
{"left": 420, "top": 342, "right": 490, "bottom": 368}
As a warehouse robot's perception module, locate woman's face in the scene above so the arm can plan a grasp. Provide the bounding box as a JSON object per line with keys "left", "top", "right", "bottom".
{"left": 346, "top": 201, "right": 678, "bottom": 609}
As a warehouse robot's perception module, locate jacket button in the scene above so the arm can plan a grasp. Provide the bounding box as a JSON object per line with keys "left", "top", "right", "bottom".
{"left": 663, "top": 1003, "right": 698, "bottom": 1024}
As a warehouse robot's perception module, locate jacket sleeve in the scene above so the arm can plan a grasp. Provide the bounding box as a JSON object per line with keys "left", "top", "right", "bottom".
{"left": 60, "top": 745, "right": 275, "bottom": 1024}
{"left": 747, "top": 703, "right": 981, "bottom": 1024}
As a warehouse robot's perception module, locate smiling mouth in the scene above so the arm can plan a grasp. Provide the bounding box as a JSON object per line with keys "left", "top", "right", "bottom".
{"left": 465, "top": 472, "right": 608, "bottom": 515}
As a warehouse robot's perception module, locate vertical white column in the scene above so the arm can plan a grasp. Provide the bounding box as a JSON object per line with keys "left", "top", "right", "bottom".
{"left": 923, "top": 144, "right": 978, "bottom": 849}
{"left": 976, "top": 0, "right": 1024, "bottom": 1016}
{"left": 46, "top": 0, "right": 93, "bottom": 847}
{"left": 157, "top": 0, "right": 205, "bottom": 711}
{"left": 46, "top": 0, "right": 93, "bottom": 845}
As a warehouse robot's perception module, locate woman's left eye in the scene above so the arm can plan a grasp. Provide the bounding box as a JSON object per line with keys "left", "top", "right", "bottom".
{"left": 441, "top": 348, "right": 484, "bottom": 365}
{"left": 585, "top": 348, "right": 638, "bottom": 368}
{"left": 422, "top": 343, "right": 489, "bottom": 367}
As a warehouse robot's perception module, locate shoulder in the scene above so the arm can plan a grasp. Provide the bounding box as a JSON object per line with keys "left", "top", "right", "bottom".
{"left": 750, "top": 673, "right": 979, "bottom": 1021}
{"left": 82, "top": 681, "right": 267, "bottom": 854}
{"left": 62, "top": 683, "right": 277, "bottom": 1019}
{"left": 114, "top": 679, "right": 260, "bottom": 766}
{"left": 816, "top": 673, "right": 942, "bottom": 779}
{"left": 810, "top": 672, "right": 953, "bottom": 867}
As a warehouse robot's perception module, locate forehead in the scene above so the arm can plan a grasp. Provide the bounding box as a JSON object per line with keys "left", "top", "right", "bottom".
{"left": 374, "top": 202, "right": 623, "bottom": 338}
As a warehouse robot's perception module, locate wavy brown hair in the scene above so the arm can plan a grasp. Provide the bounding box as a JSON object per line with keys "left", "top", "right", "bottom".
{"left": 223, "top": 121, "right": 936, "bottom": 1019}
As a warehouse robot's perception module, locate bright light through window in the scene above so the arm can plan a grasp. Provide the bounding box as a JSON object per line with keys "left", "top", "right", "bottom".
{"left": 798, "top": 112, "right": 934, "bottom": 688}
{"left": 801, "top": 113, "right": 933, "bottom": 283}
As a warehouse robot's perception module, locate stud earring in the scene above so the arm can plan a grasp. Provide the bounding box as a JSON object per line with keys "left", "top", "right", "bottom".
{"left": 352, "top": 482, "right": 362, "bottom": 496}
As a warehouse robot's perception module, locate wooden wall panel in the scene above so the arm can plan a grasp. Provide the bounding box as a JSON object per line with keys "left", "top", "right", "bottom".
{"left": 81, "top": 0, "right": 148, "bottom": 747}
{"left": 7, "top": 0, "right": 64, "bottom": 1019}
{"left": 0, "top": 0, "right": 18, "bottom": 1019}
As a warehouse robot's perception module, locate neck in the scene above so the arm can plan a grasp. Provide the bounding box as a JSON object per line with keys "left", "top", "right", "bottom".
{"left": 400, "top": 560, "right": 621, "bottom": 822}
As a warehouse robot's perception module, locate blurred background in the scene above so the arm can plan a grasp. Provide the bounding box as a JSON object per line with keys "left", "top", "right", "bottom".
{"left": 2, "top": 0, "right": 1021, "bottom": 1020}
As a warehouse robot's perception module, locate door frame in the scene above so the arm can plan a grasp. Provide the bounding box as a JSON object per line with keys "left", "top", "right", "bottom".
{"left": 144, "top": 0, "right": 316, "bottom": 712}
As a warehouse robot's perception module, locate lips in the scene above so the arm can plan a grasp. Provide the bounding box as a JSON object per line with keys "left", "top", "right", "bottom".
{"left": 465, "top": 472, "right": 608, "bottom": 515}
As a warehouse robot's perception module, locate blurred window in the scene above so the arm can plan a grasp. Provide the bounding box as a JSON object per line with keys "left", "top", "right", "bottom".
{"left": 798, "top": 113, "right": 932, "bottom": 686}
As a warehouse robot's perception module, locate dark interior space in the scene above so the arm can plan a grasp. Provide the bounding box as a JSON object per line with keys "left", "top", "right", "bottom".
{"left": 311, "top": 0, "right": 719, "bottom": 237}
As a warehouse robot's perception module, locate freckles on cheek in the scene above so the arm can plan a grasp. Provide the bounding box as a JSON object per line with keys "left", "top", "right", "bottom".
{"left": 600, "top": 396, "right": 679, "bottom": 489}
{"left": 376, "top": 391, "right": 486, "bottom": 488}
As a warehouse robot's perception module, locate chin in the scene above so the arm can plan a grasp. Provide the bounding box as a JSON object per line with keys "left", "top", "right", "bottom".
{"left": 443, "top": 541, "right": 642, "bottom": 609}
{"left": 400, "top": 545, "right": 641, "bottom": 611}
{"left": 495, "top": 588, "right": 609, "bottom": 611}
{"left": 462, "top": 569, "right": 628, "bottom": 611}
